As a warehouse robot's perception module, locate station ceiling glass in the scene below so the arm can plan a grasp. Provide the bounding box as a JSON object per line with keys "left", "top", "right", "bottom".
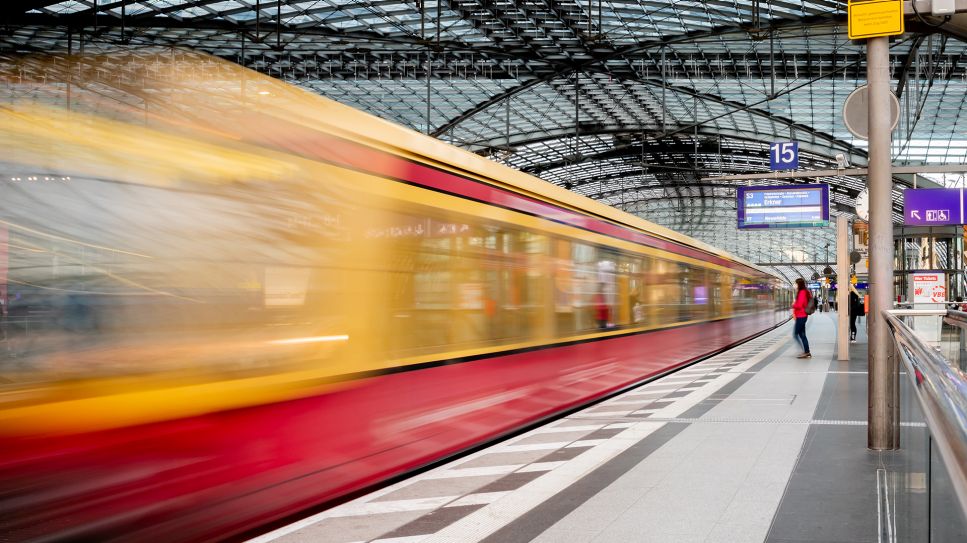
{"left": 3, "top": 0, "right": 967, "bottom": 281}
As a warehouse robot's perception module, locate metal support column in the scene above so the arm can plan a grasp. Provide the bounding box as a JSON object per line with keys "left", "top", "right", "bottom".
{"left": 661, "top": 47, "right": 667, "bottom": 135}
{"left": 574, "top": 73, "right": 580, "bottom": 160}
{"left": 505, "top": 95, "right": 511, "bottom": 150}
{"left": 426, "top": 52, "right": 432, "bottom": 134}
{"left": 838, "top": 215, "right": 849, "bottom": 361}
{"left": 867, "top": 36, "right": 899, "bottom": 450}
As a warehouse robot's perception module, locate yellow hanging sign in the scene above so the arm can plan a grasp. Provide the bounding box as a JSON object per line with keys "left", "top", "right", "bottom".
{"left": 848, "top": 0, "right": 905, "bottom": 39}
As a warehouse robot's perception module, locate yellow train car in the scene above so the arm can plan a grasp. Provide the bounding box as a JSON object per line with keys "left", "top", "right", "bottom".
{"left": 0, "top": 52, "right": 788, "bottom": 542}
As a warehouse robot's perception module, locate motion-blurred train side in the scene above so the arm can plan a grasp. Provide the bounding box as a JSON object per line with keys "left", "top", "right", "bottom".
{"left": 0, "top": 52, "right": 789, "bottom": 542}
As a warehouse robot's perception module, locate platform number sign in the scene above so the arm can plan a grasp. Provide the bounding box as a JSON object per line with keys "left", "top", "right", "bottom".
{"left": 769, "top": 141, "right": 799, "bottom": 171}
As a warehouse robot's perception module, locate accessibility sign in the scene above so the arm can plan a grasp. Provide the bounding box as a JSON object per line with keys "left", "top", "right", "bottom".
{"left": 848, "top": 0, "right": 904, "bottom": 40}
{"left": 904, "top": 188, "right": 964, "bottom": 226}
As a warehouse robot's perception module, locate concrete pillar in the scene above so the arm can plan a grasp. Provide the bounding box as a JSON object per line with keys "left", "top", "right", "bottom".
{"left": 837, "top": 215, "right": 850, "bottom": 361}
{"left": 867, "top": 36, "right": 900, "bottom": 450}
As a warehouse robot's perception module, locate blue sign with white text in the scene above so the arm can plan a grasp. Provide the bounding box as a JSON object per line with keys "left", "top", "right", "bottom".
{"left": 737, "top": 184, "right": 830, "bottom": 229}
{"left": 904, "top": 188, "right": 964, "bottom": 226}
{"left": 769, "top": 141, "right": 799, "bottom": 171}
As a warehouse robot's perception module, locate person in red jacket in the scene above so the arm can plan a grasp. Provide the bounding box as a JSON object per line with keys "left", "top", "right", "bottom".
{"left": 792, "top": 278, "right": 812, "bottom": 358}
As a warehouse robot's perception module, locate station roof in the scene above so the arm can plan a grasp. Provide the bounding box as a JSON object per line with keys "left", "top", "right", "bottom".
{"left": 3, "top": 1, "right": 967, "bottom": 282}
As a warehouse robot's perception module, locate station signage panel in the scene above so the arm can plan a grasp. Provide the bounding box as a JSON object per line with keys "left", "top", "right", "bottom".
{"left": 736, "top": 184, "right": 830, "bottom": 229}
{"left": 847, "top": 0, "right": 905, "bottom": 40}
{"left": 903, "top": 188, "right": 965, "bottom": 226}
{"left": 769, "top": 141, "right": 799, "bottom": 171}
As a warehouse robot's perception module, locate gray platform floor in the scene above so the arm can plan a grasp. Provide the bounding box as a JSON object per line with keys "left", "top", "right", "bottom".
{"left": 252, "top": 313, "right": 908, "bottom": 543}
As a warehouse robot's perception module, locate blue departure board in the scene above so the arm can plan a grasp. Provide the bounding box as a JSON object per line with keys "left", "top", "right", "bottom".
{"left": 737, "top": 184, "right": 830, "bottom": 229}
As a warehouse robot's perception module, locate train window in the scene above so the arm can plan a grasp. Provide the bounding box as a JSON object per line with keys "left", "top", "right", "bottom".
{"left": 682, "top": 266, "right": 711, "bottom": 322}
{"left": 552, "top": 238, "right": 576, "bottom": 334}
{"left": 615, "top": 255, "right": 637, "bottom": 327}
{"left": 596, "top": 248, "right": 620, "bottom": 330}
{"left": 706, "top": 270, "right": 721, "bottom": 319}
{"left": 571, "top": 242, "right": 598, "bottom": 332}
{"left": 735, "top": 277, "right": 759, "bottom": 314}
{"left": 514, "top": 230, "right": 549, "bottom": 341}
{"left": 408, "top": 237, "right": 454, "bottom": 350}
{"left": 629, "top": 257, "right": 646, "bottom": 326}
{"left": 645, "top": 257, "right": 684, "bottom": 325}
{"left": 716, "top": 272, "right": 734, "bottom": 318}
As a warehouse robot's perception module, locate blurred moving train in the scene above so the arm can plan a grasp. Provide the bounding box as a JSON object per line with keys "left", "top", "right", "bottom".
{"left": 0, "top": 51, "right": 789, "bottom": 541}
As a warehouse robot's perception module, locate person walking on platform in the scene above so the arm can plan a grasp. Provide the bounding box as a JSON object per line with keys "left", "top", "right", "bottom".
{"left": 849, "top": 286, "right": 863, "bottom": 343}
{"left": 792, "top": 278, "right": 812, "bottom": 358}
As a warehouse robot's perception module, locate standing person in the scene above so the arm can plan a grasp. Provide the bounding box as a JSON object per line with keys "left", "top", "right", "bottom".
{"left": 792, "top": 278, "right": 812, "bottom": 358}
{"left": 849, "top": 285, "right": 862, "bottom": 343}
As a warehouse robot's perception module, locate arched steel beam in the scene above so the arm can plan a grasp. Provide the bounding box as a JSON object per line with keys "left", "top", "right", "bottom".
{"left": 578, "top": 65, "right": 867, "bottom": 160}
{"left": 429, "top": 13, "right": 847, "bottom": 138}
{"left": 510, "top": 131, "right": 849, "bottom": 177}
{"left": 483, "top": 122, "right": 927, "bottom": 191}
{"left": 770, "top": 267, "right": 796, "bottom": 285}
{"left": 8, "top": 8, "right": 858, "bottom": 159}
{"left": 2, "top": 12, "right": 566, "bottom": 65}
{"left": 478, "top": 125, "right": 866, "bottom": 172}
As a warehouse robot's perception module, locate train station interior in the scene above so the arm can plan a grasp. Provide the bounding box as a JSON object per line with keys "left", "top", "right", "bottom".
{"left": 1, "top": 1, "right": 967, "bottom": 542}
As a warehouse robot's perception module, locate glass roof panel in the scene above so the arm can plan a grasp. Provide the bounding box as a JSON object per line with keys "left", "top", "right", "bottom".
{"left": 4, "top": 0, "right": 967, "bottom": 274}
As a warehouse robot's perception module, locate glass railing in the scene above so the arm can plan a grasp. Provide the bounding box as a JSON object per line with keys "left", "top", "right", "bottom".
{"left": 885, "top": 309, "right": 967, "bottom": 541}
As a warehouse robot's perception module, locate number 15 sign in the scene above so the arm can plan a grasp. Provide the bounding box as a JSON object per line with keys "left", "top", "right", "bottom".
{"left": 769, "top": 141, "right": 799, "bottom": 171}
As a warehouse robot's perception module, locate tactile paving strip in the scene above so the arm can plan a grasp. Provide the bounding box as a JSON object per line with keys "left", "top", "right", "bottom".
{"left": 639, "top": 416, "right": 927, "bottom": 427}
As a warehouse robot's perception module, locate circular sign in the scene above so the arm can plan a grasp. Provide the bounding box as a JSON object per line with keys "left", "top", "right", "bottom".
{"left": 850, "top": 250, "right": 862, "bottom": 264}
{"left": 823, "top": 266, "right": 834, "bottom": 276}
{"left": 843, "top": 85, "right": 900, "bottom": 140}
{"left": 811, "top": 272, "right": 820, "bottom": 281}
{"left": 855, "top": 188, "right": 870, "bottom": 221}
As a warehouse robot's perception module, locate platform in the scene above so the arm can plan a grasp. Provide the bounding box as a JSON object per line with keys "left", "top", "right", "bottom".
{"left": 250, "top": 313, "right": 922, "bottom": 543}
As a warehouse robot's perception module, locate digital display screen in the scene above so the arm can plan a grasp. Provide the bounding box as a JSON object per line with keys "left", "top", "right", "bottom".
{"left": 737, "top": 184, "right": 830, "bottom": 229}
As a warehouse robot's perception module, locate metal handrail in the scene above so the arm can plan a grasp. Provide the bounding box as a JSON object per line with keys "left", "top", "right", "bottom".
{"left": 945, "top": 309, "right": 967, "bottom": 325}
{"left": 884, "top": 310, "right": 967, "bottom": 519}
{"left": 888, "top": 309, "right": 948, "bottom": 316}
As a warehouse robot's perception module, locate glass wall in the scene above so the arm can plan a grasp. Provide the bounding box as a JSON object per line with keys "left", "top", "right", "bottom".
{"left": 894, "top": 227, "right": 966, "bottom": 303}
{"left": 889, "top": 316, "right": 967, "bottom": 541}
